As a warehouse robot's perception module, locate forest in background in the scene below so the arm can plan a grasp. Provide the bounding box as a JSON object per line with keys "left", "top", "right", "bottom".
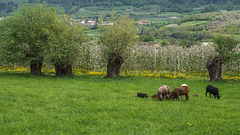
{"left": 1, "top": 0, "right": 240, "bottom": 47}
{"left": 1, "top": 0, "right": 240, "bottom": 16}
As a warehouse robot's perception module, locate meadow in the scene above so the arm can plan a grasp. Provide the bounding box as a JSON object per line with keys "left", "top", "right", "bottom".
{"left": 0, "top": 70, "right": 240, "bottom": 134}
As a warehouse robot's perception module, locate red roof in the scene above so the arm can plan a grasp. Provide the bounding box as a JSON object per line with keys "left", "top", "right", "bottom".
{"left": 138, "top": 20, "right": 150, "bottom": 23}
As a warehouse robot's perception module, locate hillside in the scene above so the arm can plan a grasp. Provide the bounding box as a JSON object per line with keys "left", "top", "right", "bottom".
{"left": 201, "top": 11, "right": 240, "bottom": 32}
{"left": 1, "top": 1, "right": 240, "bottom": 46}
{"left": 134, "top": 10, "right": 240, "bottom": 46}
{"left": 1, "top": 0, "right": 240, "bottom": 16}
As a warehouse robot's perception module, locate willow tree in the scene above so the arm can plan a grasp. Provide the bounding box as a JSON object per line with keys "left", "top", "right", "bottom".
{"left": 0, "top": 4, "right": 86, "bottom": 76}
{"left": 99, "top": 15, "right": 137, "bottom": 78}
{"left": 47, "top": 15, "right": 86, "bottom": 76}
{"left": 0, "top": 4, "right": 57, "bottom": 75}
{"left": 206, "top": 35, "right": 238, "bottom": 81}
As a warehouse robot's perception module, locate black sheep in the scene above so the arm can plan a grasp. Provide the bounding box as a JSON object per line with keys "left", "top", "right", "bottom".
{"left": 137, "top": 93, "right": 148, "bottom": 98}
{"left": 206, "top": 85, "right": 221, "bottom": 99}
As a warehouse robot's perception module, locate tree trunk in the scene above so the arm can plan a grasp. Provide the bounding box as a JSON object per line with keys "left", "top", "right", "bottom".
{"left": 30, "top": 60, "right": 42, "bottom": 75}
{"left": 55, "top": 62, "right": 72, "bottom": 77}
{"left": 206, "top": 57, "right": 222, "bottom": 81}
{"left": 107, "top": 54, "right": 123, "bottom": 78}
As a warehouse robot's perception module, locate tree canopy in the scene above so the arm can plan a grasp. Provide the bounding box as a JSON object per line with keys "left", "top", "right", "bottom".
{"left": 0, "top": 4, "right": 57, "bottom": 74}
{"left": 0, "top": 3, "right": 86, "bottom": 76}
{"left": 206, "top": 35, "right": 239, "bottom": 81}
{"left": 99, "top": 14, "right": 137, "bottom": 78}
{"left": 212, "top": 35, "right": 239, "bottom": 62}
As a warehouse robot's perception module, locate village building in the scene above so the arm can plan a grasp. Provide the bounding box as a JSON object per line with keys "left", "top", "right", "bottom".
{"left": 80, "top": 20, "right": 85, "bottom": 25}
{"left": 87, "top": 19, "right": 96, "bottom": 26}
{"left": 169, "top": 17, "right": 179, "bottom": 19}
{"left": 138, "top": 20, "right": 150, "bottom": 25}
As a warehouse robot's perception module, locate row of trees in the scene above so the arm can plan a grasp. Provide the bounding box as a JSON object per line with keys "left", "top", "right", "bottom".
{"left": 0, "top": 3, "right": 239, "bottom": 81}
{"left": 0, "top": 3, "right": 137, "bottom": 78}
{"left": 0, "top": 4, "right": 86, "bottom": 76}
{"left": 74, "top": 42, "right": 239, "bottom": 81}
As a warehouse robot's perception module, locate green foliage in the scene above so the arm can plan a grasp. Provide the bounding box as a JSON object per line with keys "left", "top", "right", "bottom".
{"left": 177, "top": 15, "right": 212, "bottom": 25}
{"left": 0, "top": 3, "right": 56, "bottom": 65}
{"left": 0, "top": 73, "right": 240, "bottom": 134}
{"left": 0, "top": 3, "right": 86, "bottom": 75}
{"left": 139, "top": 35, "right": 155, "bottom": 42}
{"left": 46, "top": 15, "right": 86, "bottom": 65}
{"left": 201, "top": 4, "right": 217, "bottom": 13}
{"left": 2, "top": 0, "right": 240, "bottom": 16}
{"left": 161, "top": 40, "right": 168, "bottom": 46}
{"left": 99, "top": 14, "right": 137, "bottom": 60}
{"left": 212, "top": 35, "right": 239, "bottom": 62}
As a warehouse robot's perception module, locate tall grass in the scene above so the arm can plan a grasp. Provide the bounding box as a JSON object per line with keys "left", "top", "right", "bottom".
{"left": 0, "top": 72, "right": 239, "bottom": 134}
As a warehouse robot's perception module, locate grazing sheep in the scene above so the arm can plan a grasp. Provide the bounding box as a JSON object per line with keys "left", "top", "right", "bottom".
{"left": 157, "top": 85, "right": 170, "bottom": 101}
{"left": 179, "top": 84, "right": 188, "bottom": 99}
{"left": 152, "top": 94, "right": 158, "bottom": 98}
{"left": 168, "top": 86, "right": 190, "bottom": 101}
{"left": 137, "top": 93, "right": 148, "bottom": 98}
{"left": 206, "top": 85, "right": 221, "bottom": 99}
{"left": 181, "top": 84, "right": 188, "bottom": 86}
{"left": 193, "top": 94, "right": 198, "bottom": 97}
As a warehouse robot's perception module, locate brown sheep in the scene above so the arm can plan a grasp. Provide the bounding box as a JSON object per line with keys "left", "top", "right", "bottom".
{"left": 157, "top": 85, "right": 170, "bottom": 101}
{"left": 152, "top": 94, "right": 158, "bottom": 98}
{"left": 168, "top": 86, "right": 190, "bottom": 101}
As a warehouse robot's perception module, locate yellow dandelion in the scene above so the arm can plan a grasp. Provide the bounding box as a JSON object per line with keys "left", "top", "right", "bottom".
{"left": 187, "top": 122, "right": 189, "bottom": 124}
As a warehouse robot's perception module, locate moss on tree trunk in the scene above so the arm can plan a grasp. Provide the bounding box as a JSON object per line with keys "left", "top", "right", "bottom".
{"left": 54, "top": 63, "right": 72, "bottom": 77}
{"left": 107, "top": 54, "right": 123, "bottom": 78}
{"left": 30, "top": 59, "right": 42, "bottom": 75}
{"left": 206, "top": 57, "right": 222, "bottom": 81}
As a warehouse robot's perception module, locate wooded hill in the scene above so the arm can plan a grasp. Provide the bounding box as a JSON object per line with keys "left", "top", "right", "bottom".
{"left": 1, "top": 0, "right": 240, "bottom": 16}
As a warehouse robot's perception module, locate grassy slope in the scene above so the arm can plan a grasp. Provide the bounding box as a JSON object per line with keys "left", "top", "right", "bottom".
{"left": 180, "top": 21, "right": 208, "bottom": 28}
{"left": 0, "top": 72, "right": 239, "bottom": 134}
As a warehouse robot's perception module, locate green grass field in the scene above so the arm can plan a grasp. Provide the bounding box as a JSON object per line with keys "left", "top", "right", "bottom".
{"left": 180, "top": 21, "right": 208, "bottom": 28}
{"left": 0, "top": 72, "right": 239, "bottom": 134}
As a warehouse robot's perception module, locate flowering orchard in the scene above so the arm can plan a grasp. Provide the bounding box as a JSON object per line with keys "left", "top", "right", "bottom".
{"left": 0, "top": 43, "right": 239, "bottom": 81}
{"left": 74, "top": 43, "right": 240, "bottom": 76}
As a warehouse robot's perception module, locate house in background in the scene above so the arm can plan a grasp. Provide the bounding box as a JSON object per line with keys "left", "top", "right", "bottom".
{"left": 219, "top": 10, "right": 227, "bottom": 13}
{"left": 87, "top": 19, "right": 96, "bottom": 26}
{"left": 80, "top": 20, "right": 85, "bottom": 25}
{"left": 169, "top": 17, "right": 179, "bottom": 19}
{"left": 138, "top": 20, "right": 150, "bottom": 25}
